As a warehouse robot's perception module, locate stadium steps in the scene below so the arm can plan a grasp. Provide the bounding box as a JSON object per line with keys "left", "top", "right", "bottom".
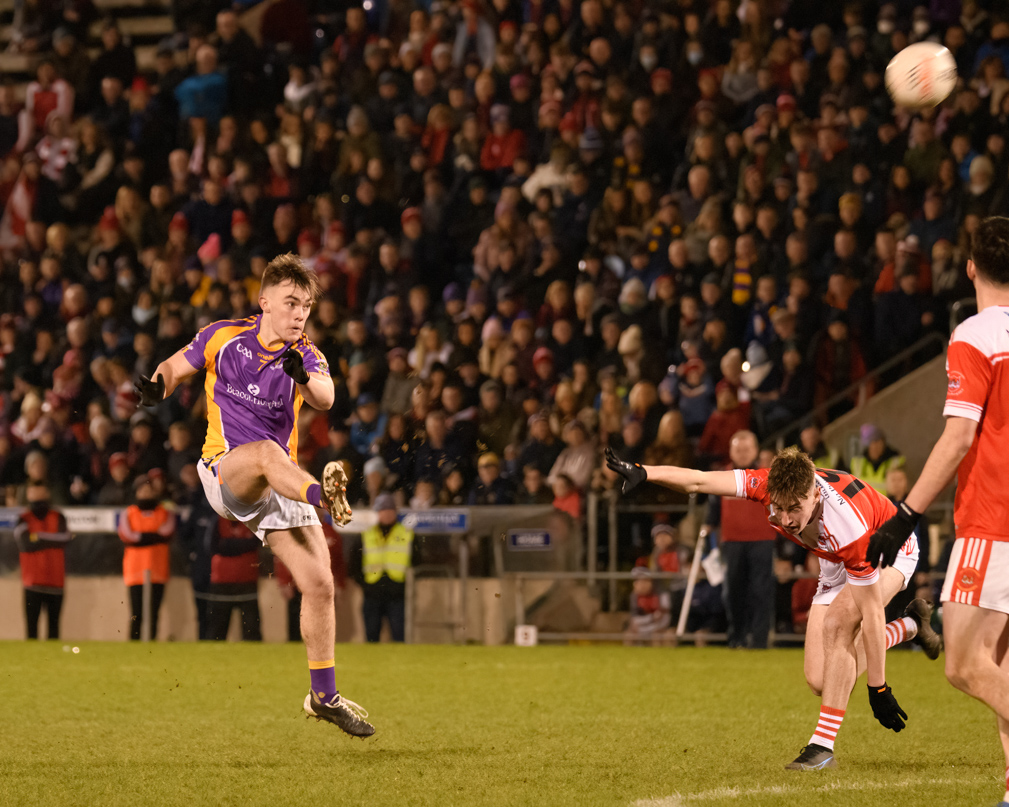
{"left": 524, "top": 580, "right": 601, "bottom": 633}
{"left": 822, "top": 351, "right": 948, "bottom": 482}
{"left": 0, "top": 0, "right": 173, "bottom": 91}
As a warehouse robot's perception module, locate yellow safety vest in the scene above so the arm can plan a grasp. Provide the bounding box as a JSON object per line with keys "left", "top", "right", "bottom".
{"left": 362, "top": 523, "right": 414, "bottom": 584}
{"left": 849, "top": 454, "right": 905, "bottom": 494}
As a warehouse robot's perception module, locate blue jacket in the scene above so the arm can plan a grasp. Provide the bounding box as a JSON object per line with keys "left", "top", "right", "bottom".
{"left": 174, "top": 71, "right": 228, "bottom": 125}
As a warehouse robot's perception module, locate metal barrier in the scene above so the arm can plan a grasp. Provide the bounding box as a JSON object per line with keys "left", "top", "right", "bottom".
{"left": 509, "top": 568, "right": 954, "bottom": 646}
{"left": 584, "top": 493, "right": 697, "bottom": 611}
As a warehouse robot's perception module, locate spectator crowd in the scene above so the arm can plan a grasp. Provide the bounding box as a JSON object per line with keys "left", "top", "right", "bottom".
{"left": 0, "top": 0, "right": 997, "bottom": 547}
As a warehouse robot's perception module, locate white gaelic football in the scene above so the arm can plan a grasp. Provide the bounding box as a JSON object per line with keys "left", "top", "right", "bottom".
{"left": 885, "top": 42, "right": 958, "bottom": 109}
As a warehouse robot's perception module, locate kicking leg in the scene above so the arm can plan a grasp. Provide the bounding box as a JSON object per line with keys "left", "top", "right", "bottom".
{"left": 268, "top": 525, "right": 374, "bottom": 738}
{"left": 218, "top": 441, "right": 351, "bottom": 523}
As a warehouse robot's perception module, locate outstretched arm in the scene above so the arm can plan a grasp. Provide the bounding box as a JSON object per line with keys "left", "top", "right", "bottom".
{"left": 605, "top": 449, "right": 738, "bottom": 497}
{"left": 644, "top": 464, "right": 739, "bottom": 497}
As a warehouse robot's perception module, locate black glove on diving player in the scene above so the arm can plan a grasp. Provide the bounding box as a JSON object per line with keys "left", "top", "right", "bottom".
{"left": 604, "top": 447, "right": 647, "bottom": 494}
{"left": 865, "top": 501, "right": 920, "bottom": 568}
{"left": 867, "top": 683, "right": 908, "bottom": 732}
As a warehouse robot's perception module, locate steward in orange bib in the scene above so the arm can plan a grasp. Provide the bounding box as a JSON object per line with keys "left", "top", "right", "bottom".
{"left": 14, "top": 482, "right": 72, "bottom": 639}
{"left": 118, "top": 475, "right": 176, "bottom": 640}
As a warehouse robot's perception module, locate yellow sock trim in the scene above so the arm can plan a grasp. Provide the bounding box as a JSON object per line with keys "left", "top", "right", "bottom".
{"left": 308, "top": 659, "right": 335, "bottom": 670}
{"left": 299, "top": 480, "right": 313, "bottom": 503}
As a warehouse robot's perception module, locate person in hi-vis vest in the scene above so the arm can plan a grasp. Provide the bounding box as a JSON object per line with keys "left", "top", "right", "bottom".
{"left": 118, "top": 475, "right": 176, "bottom": 640}
{"left": 351, "top": 493, "right": 418, "bottom": 643}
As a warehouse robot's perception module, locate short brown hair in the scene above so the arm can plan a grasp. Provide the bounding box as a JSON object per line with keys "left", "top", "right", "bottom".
{"left": 260, "top": 253, "right": 321, "bottom": 302}
{"left": 767, "top": 446, "right": 816, "bottom": 505}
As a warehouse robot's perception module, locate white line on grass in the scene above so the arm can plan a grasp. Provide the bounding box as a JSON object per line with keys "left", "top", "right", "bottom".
{"left": 631, "top": 775, "right": 971, "bottom": 806}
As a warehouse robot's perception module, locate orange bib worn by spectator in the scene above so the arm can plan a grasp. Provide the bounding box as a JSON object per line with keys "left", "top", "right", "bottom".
{"left": 16, "top": 510, "right": 67, "bottom": 589}
{"left": 118, "top": 504, "right": 175, "bottom": 586}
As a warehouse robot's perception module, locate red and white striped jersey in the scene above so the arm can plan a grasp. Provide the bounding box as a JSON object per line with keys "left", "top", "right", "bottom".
{"left": 734, "top": 467, "right": 901, "bottom": 585}
{"left": 943, "top": 305, "right": 1009, "bottom": 542}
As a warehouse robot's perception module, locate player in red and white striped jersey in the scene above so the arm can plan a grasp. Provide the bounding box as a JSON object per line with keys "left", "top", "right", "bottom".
{"left": 607, "top": 446, "right": 941, "bottom": 771}
{"left": 866, "top": 217, "right": 1009, "bottom": 806}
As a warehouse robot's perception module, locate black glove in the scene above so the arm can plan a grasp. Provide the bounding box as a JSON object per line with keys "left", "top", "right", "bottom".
{"left": 865, "top": 501, "right": 920, "bottom": 568}
{"left": 604, "top": 447, "right": 647, "bottom": 494}
{"left": 867, "top": 683, "right": 907, "bottom": 732}
{"left": 134, "top": 374, "right": 165, "bottom": 408}
{"left": 282, "top": 349, "right": 310, "bottom": 385}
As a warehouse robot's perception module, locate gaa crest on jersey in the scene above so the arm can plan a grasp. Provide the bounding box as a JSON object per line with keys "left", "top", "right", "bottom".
{"left": 749, "top": 476, "right": 759, "bottom": 489}
{"left": 236, "top": 344, "right": 253, "bottom": 361}
{"left": 947, "top": 371, "right": 964, "bottom": 396}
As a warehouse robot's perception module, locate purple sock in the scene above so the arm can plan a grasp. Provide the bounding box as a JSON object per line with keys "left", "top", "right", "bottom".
{"left": 309, "top": 661, "right": 337, "bottom": 701}
{"left": 302, "top": 482, "right": 322, "bottom": 508}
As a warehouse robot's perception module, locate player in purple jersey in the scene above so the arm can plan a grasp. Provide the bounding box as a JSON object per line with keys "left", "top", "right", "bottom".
{"left": 134, "top": 254, "right": 373, "bottom": 737}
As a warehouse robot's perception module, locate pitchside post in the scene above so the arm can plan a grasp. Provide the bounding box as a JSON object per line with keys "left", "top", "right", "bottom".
{"left": 141, "top": 568, "right": 152, "bottom": 642}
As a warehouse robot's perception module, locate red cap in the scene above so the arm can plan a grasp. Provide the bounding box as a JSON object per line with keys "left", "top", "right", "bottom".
{"left": 510, "top": 73, "right": 530, "bottom": 91}
{"left": 650, "top": 68, "right": 673, "bottom": 84}
{"left": 682, "top": 358, "right": 706, "bottom": 375}
{"left": 297, "top": 228, "right": 320, "bottom": 248}
{"left": 326, "top": 220, "right": 346, "bottom": 238}
{"left": 109, "top": 452, "right": 128, "bottom": 470}
{"left": 98, "top": 206, "right": 119, "bottom": 232}
{"left": 231, "top": 209, "right": 249, "bottom": 227}
{"left": 533, "top": 346, "right": 554, "bottom": 366}
{"left": 169, "top": 211, "right": 188, "bottom": 232}
{"left": 776, "top": 94, "right": 797, "bottom": 111}
{"left": 131, "top": 76, "right": 149, "bottom": 94}
{"left": 559, "top": 111, "right": 581, "bottom": 133}
{"left": 401, "top": 207, "right": 421, "bottom": 226}
{"left": 499, "top": 19, "right": 517, "bottom": 32}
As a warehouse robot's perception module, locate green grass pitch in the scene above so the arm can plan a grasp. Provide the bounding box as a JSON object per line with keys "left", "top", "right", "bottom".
{"left": 0, "top": 642, "right": 1002, "bottom": 807}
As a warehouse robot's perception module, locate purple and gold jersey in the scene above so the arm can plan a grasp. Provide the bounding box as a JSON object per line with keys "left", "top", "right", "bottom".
{"left": 184, "top": 315, "right": 330, "bottom": 462}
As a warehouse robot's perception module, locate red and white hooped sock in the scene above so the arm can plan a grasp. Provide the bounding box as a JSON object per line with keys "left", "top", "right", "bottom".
{"left": 809, "top": 706, "right": 845, "bottom": 750}
{"left": 884, "top": 616, "right": 918, "bottom": 649}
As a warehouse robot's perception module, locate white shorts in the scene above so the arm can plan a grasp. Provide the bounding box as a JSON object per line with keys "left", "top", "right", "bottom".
{"left": 198, "top": 452, "right": 320, "bottom": 543}
{"left": 941, "top": 537, "right": 1009, "bottom": 614}
{"left": 812, "top": 543, "right": 919, "bottom": 607}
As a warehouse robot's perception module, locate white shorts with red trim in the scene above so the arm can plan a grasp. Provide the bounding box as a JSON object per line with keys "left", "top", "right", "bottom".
{"left": 941, "top": 537, "right": 1009, "bottom": 614}
{"left": 812, "top": 546, "right": 919, "bottom": 607}
{"left": 198, "top": 451, "right": 320, "bottom": 544}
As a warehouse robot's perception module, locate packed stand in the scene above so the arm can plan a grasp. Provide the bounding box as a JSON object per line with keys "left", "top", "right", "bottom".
{"left": 0, "top": 0, "right": 992, "bottom": 541}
